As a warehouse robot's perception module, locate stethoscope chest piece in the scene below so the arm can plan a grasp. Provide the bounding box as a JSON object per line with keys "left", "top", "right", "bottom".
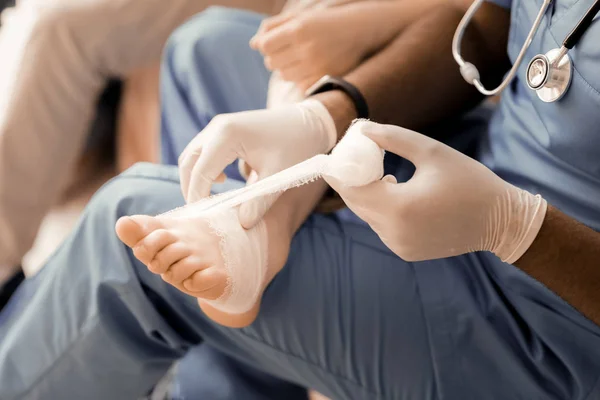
{"left": 453, "top": 0, "right": 600, "bottom": 102}
{"left": 526, "top": 48, "right": 573, "bottom": 102}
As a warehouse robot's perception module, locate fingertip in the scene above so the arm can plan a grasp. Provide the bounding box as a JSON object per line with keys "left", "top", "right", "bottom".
{"left": 323, "top": 174, "right": 344, "bottom": 191}
{"left": 187, "top": 184, "right": 211, "bottom": 204}
{"left": 247, "top": 170, "right": 259, "bottom": 185}
{"left": 238, "top": 194, "right": 277, "bottom": 229}
{"left": 360, "top": 124, "right": 428, "bottom": 164}
{"left": 382, "top": 174, "right": 397, "bottom": 184}
{"left": 359, "top": 126, "right": 393, "bottom": 151}
{"left": 361, "top": 125, "right": 388, "bottom": 141}
{"left": 238, "top": 203, "right": 257, "bottom": 230}
{"left": 251, "top": 37, "right": 264, "bottom": 51}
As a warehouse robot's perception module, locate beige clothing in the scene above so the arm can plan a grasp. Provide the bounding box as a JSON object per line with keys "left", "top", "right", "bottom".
{"left": 0, "top": 0, "right": 287, "bottom": 266}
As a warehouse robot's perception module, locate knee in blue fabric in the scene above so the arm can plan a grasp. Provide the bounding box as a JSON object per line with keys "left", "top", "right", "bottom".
{"left": 85, "top": 163, "right": 182, "bottom": 228}
{"left": 163, "top": 7, "right": 265, "bottom": 94}
{"left": 160, "top": 7, "right": 268, "bottom": 175}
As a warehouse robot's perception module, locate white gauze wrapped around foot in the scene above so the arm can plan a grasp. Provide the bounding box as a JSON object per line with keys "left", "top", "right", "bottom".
{"left": 201, "top": 208, "right": 268, "bottom": 314}
{"left": 163, "top": 120, "right": 384, "bottom": 314}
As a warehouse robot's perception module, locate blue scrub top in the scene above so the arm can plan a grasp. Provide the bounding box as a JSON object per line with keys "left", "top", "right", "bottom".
{"left": 481, "top": 0, "right": 600, "bottom": 232}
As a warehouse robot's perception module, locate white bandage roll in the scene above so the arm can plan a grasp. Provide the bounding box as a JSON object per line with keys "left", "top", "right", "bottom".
{"left": 326, "top": 119, "right": 385, "bottom": 186}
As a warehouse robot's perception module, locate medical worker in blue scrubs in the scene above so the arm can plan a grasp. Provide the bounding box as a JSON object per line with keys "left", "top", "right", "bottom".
{"left": 1, "top": 0, "right": 600, "bottom": 399}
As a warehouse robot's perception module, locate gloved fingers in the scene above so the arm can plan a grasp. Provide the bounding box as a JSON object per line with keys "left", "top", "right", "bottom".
{"left": 178, "top": 130, "right": 208, "bottom": 167}
{"left": 178, "top": 132, "right": 211, "bottom": 200}
{"left": 247, "top": 170, "right": 259, "bottom": 184}
{"left": 238, "top": 160, "right": 259, "bottom": 184}
{"left": 238, "top": 159, "right": 252, "bottom": 180}
{"left": 381, "top": 174, "right": 398, "bottom": 184}
{"left": 187, "top": 142, "right": 237, "bottom": 203}
{"left": 324, "top": 174, "right": 398, "bottom": 212}
{"left": 238, "top": 192, "right": 282, "bottom": 230}
{"left": 179, "top": 149, "right": 201, "bottom": 202}
{"left": 362, "top": 122, "right": 439, "bottom": 167}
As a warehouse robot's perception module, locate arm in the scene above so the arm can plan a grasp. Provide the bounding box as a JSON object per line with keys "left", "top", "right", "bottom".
{"left": 516, "top": 207, "right": 600, "bottom": 326}
{"left": 343, "top": 1, "right": 511, "bottom": 130}
{"left": 259, "top": 1, "right": 510, "bottom": 131}
{"left": 257, "top": 0, "right": 472, "bottom": 92}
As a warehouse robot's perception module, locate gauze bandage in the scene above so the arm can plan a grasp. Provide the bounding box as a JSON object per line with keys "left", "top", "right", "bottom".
{"left": 164, "top": 120, "right": 384, "bottom": 314}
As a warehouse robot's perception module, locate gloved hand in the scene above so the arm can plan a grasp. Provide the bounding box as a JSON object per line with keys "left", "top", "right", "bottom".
{"left": 236, "top": 71, "right": 305, "bottom": 182}
{"left": 266, "top": 70, "right": 304, "bottom": 108}
{"left": 250, "top": 1, "right": 402, "bottom": 91}
{"left": 179, "top": 99, "right": 337, "bottom": 228}
{"left": 324, "top": 122, "right": 547, "bottom": 264}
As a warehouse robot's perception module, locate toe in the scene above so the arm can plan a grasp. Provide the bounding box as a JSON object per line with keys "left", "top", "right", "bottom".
{"left": 161, "top": 255, "right": 210, "bottom": 285}
{"left": 134, "top": 229, "right": 178, "bottom": 266}
{"left": 115, "top": 215, "right": 165, "bottom": 248}
{"left": 149, "top": 242, "right": 192, "bottom": 274}
{"left": 183, "top": 267, "right": 228, "bottom": 300}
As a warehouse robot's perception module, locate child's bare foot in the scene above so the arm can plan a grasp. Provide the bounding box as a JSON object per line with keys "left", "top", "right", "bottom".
{"left": 115, "top": 204, "right": 293, "bottom": 327}
{"left": 116, "top": 214, "right": 228, "bottom": 299}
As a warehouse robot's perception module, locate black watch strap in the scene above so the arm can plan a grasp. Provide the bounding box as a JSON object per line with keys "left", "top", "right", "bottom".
{"left": 305, "top": 75, "right": 369, "bottom": 119}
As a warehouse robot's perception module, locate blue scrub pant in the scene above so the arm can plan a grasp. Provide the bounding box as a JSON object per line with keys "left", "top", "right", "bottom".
{"left": 2, "top": 7, "right": 600, "bottom": 400}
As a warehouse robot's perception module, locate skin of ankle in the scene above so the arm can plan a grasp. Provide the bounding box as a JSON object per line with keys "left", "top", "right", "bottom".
{"left": 286, "top": 181, "right": 329, "bottom": 234}
{"left": 197, "top": 181, "right": 324, "bottom": 328}
{"left": 197, "top": 203, "right": 291, "bottom": 328}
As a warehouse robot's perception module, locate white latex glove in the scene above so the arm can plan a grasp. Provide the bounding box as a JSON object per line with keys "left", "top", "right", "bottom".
{"left": 324, "top": 122, "right": 547, "bottom": 264}
{"left": 179, "top": 99, "right": 337, "bottom": 228}
{"left": 266, "top": 71, "right": 304, "bottom": 109}
{"left": 236, "top": 71, "right": 304, "bottom": 181}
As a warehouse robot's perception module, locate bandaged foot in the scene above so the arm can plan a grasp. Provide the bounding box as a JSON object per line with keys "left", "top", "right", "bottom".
{"left": 115, "top": 207, "right": 272, "bottom": 313}
{"left": 116, "top": 120, "right": 384, "bottom": 324}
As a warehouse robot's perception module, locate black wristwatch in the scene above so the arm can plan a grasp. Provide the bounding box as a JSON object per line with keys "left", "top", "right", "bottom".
{"left": 304, "top": 75, "right": 369, "bottom": 119}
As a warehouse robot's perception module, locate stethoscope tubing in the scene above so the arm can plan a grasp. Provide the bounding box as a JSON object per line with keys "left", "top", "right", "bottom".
{"left": 564, "top": 0, "right": 600, "bottom": 49}
{"left": 452, "top": 0, "right": 553, "bottom": 96}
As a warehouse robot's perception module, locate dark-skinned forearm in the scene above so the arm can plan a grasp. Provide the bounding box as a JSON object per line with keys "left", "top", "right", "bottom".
{"left": 345, "top": 4, "right": 510, "bottom": 132}
{"left": 312, "top": 3, "right": 510, "bottom": 138}
{"left": 515, "top": 206, "right": 600, "bottom": 326}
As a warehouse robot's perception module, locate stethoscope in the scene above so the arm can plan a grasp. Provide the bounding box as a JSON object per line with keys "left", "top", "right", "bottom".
{"left": 452, "top": 0, "right": 600, "bottom": 102}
